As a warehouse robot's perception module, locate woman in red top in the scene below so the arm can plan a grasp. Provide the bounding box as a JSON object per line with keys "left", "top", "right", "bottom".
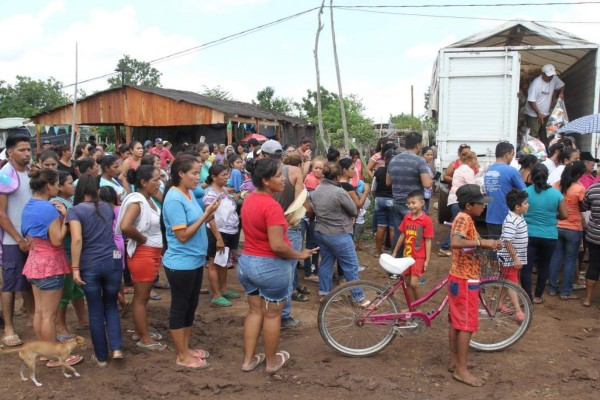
{"left": 237, "top": 158, "right": 316, "bottom": 375}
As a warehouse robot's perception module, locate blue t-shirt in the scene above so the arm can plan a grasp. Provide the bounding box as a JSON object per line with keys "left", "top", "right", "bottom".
{"left": 524, "top": 185, "right": 564, "bottom": 239}
{"left": 21, "top": 199, "right": 59, "bottom": 240}
{"left": 162, "top": 188, "right": 208, "bottom": 270}
{"left": 484, "top": 163, "right": 526, "bottom": 224}
{"left": 387, "top": 151, "right": 431, "bottom": 206}
{"left": 227, "top": 169, "right": 244, "bottom": 193}
{"left": 192, "top": 185, "right": 206, "bottom": 210}
{"left": 66, "top": 202, "right": 117, "bottom": 267}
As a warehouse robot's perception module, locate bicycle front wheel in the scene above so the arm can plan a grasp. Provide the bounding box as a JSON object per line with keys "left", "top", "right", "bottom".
{"left": 470, "top": 280, "right": 533, "bottom": 352}
{"left": 317, "top": 281, "right": 401, "bottom": 357}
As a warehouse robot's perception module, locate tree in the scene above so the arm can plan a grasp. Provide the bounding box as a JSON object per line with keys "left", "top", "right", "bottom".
{"left": 107, "top": 55, "right": 162, "bottom": 88}
{"left": 252, "top": 86, "right": 295, "bottom": 114}
{"left": 0, "top": 76, "right": 71, "bottom": 118}
{"left": 389, "top": 113, "right": 422, "bottom": 131}
{"left": 201, "top": 85, "right": 233, "bottom": 100}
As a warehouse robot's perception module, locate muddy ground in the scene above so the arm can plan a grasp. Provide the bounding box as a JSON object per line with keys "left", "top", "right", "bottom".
{"left": 2, "top": 206, "right": 600, "bottom": 399}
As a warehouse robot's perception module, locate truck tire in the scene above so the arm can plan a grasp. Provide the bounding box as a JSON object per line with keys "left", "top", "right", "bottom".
{"left": 437, "top": 182, "right": 452, "bottom": 224}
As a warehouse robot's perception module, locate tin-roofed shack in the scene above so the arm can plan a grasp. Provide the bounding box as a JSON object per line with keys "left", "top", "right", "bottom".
{"left": 30, "top": 85, "right": 315, "bottom": 151}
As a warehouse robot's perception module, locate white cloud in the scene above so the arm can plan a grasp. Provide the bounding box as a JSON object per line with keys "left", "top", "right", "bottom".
{"left": 179, "top": 0, "right": 269, "bottom": 13}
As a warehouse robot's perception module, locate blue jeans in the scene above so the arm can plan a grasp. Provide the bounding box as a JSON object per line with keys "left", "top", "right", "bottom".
{"left": 237, "top": 255, "right": 291, "bottom": 302}
{"left": 391, "top": 203, "right": 410, "bottom": 256}
{"left": 315, "top": 231, "right": 364, "bottom": 301}
{"left": 80, "top": 257, "right": 123, "bottom": 362}
{"left": 374, "top": 197, "right": 394, "bottom": 227}
{"left": 548, "top": 228, "right": 583, "bottom": 296}
{"left": 441, "top": 203, "right": 461, "bottom": 249}
{"left": 282, "top": 227, "right": 303, "bottom": 319}
{"left": 521, "top": 237, "right": 557, "bottom": 300}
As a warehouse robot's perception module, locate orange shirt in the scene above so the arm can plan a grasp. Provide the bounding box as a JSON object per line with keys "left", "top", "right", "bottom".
{"left": 553, "top": 181, "right": 585, "bottom": 231}
{"left": 450, "top": 212, "right": 480, "bottom": 280}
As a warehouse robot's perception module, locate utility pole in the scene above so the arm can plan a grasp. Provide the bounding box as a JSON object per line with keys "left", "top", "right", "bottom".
{"left": 330, "top": 0, "right": 350, "bottom": 151}
{"left": 115, "top": 67, "right": 133, "bottom": 88}
{"left": 70, "top": 42, "right": 78, "bottom": 153}
{"left": 313, "top": 0, "right": 328, "bottom": 151}
{"left": 411, "top": 85, "right": 414, "bottom": 117}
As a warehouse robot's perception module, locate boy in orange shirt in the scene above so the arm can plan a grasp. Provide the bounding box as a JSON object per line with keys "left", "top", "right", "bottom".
{"left": 449, "top": 184, "right": 502, "bottom": 387}
{"left": 391, "top": 190, "right": 433, "bottom": 302}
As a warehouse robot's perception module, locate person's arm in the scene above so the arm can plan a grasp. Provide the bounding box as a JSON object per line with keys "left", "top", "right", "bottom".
{"left": 173, "top": 198, "right": 220, "bottom": 243}
{"left": 119, "top": 159, "right": 132, "bottom": 194}
{"left": 339, "top": 190, "right": 358, "bottom": 217}
{"left": 424, "top": 238, "right": 432, "bottom": 271}
{"left": 47, "top": 203, "right": 68, "bottom": 247}
{"left": 504, "top": 241, "right": 522, "bottom": 269}
{"left": 386, "top": 170, "right": 392, "bottom": 187}
{"left": 420, "top": 172, "right": 433, "bottom": 189}
{"left": 120, "top": 203, "right": 146, "bottom": 245}
{"left": 451, "top": 234, "right": 500, "bottom": 250}
{"left": 0, "top": 194, "right": 29, "bottom": 252}
{"left": 391, "top": 232, "right": 405, "bottom": 258}
{"left": 207, "top": 220, "right": 225, "bottom": 254}
{"left": 442, "top": 162, "right": 455, "bottom": 184}
{"left": 301, "top": 160, "right": 311, "bottom": 178}
{"left": 166, "top": 150, "right": 175, "bottom": 164}
{"left": 557, "top": 199, "right": 568, "bottom": 220}
{"left": 267, "top": 225, "right": 316, "bottom": 260}
{"left": 68, "top": 220, "right": 85, "bottom": 285}
{"left": 365, "top": 157, "right": 376, "bottom": 179}
{"left": 289, "top": 166, "right": 304, "bottom": 198}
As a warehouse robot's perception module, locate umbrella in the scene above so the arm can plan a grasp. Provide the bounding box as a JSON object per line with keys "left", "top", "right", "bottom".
{"left": 241, "top": 133, "right": 267, "bottom": 142}
{"left": 557, "top": 113, "right": 600, "bottom": 135}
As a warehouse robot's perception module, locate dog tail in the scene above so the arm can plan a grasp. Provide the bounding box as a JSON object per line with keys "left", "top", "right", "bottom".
{"left": 0, "top": 345, "right": 22, "bottom": 354}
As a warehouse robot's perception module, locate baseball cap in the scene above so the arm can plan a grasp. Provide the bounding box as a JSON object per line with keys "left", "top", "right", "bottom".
{"left": 144, "top": 140, "right": 152, "bottom": 147}
{"left": 155, "top": 137, "right": 163, "bottom": 144}
{"left": 261, "top": 140, "right": 283, "bottom": 157}
{"left": 580, "top": 151, "right": 599, "bottom": 162}
{"left": 542, "top": 64, "right": 556, "bottom": 76}
{"left": 42, "top": 140, "right": 51, "bottom": 145}
{"left": 457, "top": 184, "right": 493, "bottom": 204}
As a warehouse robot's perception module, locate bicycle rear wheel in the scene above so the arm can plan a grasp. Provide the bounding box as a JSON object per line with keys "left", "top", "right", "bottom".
{"left": 470, "top": 280, "right": 532, "bottom": 352}
{"left": 318, "top": 281, "right": 401, "bottom": 357}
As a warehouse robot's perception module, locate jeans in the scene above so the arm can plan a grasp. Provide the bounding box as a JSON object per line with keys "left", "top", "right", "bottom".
{"left": 548, "top": 228, "right": 583, "bottom": 296}
{"left": 521, "top": 237, "right": 557, "bottom": 300}
{"left": 441, "top": 204, "right": 460, "bottom": 249}
{"left": 80, "top": 257, "right": 123, "bottom": 361}
{"left": 237, "top": 255, "right": 291, "bottom": 302}
{"left": 315, "top": 231, "right": 364, "bottom": 301}
{"left": 282, "top": 227, "right": 303, "bottom": 319}
{"left": 301, "top": 218, "right": 319, "bottom": 276}
{"left": 391, "top": 203, "right": 410, "bottom": 256}
{"left": 374, "top": 197, "right": 394, "bottom": 227}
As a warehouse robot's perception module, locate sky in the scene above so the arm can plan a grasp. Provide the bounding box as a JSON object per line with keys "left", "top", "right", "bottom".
{"left": 2, "top": 0, "right": 600, "bottom": 122}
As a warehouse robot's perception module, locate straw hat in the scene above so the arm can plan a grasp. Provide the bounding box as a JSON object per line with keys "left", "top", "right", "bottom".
{"left": 284, "top": 189, "right": 308, "bottom": 226}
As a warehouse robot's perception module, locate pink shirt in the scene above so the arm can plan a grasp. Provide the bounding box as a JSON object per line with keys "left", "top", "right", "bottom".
{"left": 579, "top": 173, "right": 598, "bottom": 190}
{"left": 150, "top": 147, "right": 174, "bottom": 169}
{"left": 448, "top": 164, "right": 476, "bottom": 205}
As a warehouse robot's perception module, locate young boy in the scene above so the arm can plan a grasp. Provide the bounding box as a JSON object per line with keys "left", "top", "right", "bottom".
{"left": 449, "top": 184, "right": 502, "bottom": 387}
{"left": 391, "top": 190, "right": 434, "bottom": 301}
{"left": 497, "top": 188, "right": 528, "bottom": 322}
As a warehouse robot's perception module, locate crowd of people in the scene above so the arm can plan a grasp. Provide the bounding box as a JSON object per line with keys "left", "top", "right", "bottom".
{"left": 1, "top": 129, "right": 599, "bottom": 383}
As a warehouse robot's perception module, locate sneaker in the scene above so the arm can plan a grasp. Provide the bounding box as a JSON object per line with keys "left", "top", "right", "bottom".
{"left": 211, "top": 297, "right": 232, "bottom": 307}
{"left": 573, "top": 283, "right": 586, "bottom": 291}
{"left": 304, "top": 275, "right": 319, "bottom": 283}
{"left": 281, "top": 317, "right": 302, "bottom": 329}
{"left": 418, "top": 277, "right": 427, "bottom": 285}
{"left": 358, "top": 264, "right": 367, "bottom": 272}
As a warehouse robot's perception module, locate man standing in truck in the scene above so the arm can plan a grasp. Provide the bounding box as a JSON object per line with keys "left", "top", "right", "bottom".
{"left": 524, "top": 64, "right": 565, "bottom": 147}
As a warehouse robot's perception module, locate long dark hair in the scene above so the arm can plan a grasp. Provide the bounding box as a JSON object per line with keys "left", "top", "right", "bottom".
{"left": 531, "top": 163, "right": 551, "bottom": 194}
{"left": 127, "top": 165, "right": 156, "bottom": 192}
{"left": 558, "top": 161, "right": 586, "bottom": 194}
{"left": 29, "top": 168, "right": 58, "bottom": 194}
{"left": 163, "top": 155, "right": 199, "bottom": 200}
{"left": 73, "top": 173, "right": 105, "bottom": 219}
{"left": 206, "top": 164, "right": 227, "bottom": 185}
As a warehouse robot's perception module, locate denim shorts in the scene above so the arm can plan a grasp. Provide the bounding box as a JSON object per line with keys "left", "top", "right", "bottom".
{"left": 28, "top": 274, "right": 65, "bottom": 291}
{"left": 237, "top": 254, "right": 292, "bottom": 303}
{"left": 374, "top": 197, "right": 394, "bottom": 227}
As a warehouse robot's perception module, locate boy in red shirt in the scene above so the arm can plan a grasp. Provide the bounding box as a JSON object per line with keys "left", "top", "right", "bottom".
{"left": 391, "top": 190, "right": 434, "bottom": 302}
{"left": 449, "top": 184, "right": 502, "bottom": 387}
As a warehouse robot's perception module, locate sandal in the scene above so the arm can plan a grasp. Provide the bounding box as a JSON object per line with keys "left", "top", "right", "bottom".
{"left": 2, "top": 334, "right": 22, "bottom": 347}
{"left": 515, "top": 312, "right": 525, "bottom": 324}
{"left": 437, "top": 249, "right": 451, "bottom": 257}
{"left": 136, "top": 341, "right": 166, "bottom": 351}
{"left": 56, "top": 333, "right": 76, "bottom": 342}
{"left": 291, "top": 292, "right": 309, "bottom": 302}
{"left": 189, "top": 349, "right": 210, "bottom": 359}
{"left": 149, "top": 291, "right": 161, "bottom": 301}
{"left": 176, "top": 357, "right": 210, "bottom": 370}
{"left": 266, "top": 350, "right": 290, "bottom": 374}
{"left": 131, "top": 331, "right": 163, "bottom": 341}
{"left": 496, "top": 304, "right": 514, "bottom": 315}
{"left": 47, "top": 354, "right": 83, "bottom": 368}
{"left": 211, "top": 297, "right": 232, "bottom": 307}
{"left": 582, "top": 298, "right": 592, "bottom": 307}
{"left": 90, "top": 354, "right": 107, "bottom": 368}
{"left": 533, "top": 296, "right": 544, "bottom": 304}
{"left": 560, "top": 294, "right": 579, "bottom": 301}
{"left": 241, "top": 353, "right": 266, "bottom": 372}
{"left": 296, "top": 285, "right": 311, "bottom": 295}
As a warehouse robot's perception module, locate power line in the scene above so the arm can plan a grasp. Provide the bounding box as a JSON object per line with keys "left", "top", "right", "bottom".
{"left": 336, "top": 6, "right": 600, "bottom": 23}
{"left": 60, "top": 1, "right": 600, "bottom": 89}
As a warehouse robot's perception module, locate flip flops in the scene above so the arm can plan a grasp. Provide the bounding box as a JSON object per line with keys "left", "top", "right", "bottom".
{"left": 242, "top": 353, "right": 266, "bottom": 372}
{"left": 266, "top": 350, "right": 290, "bottom": 374}
{"left": 291, "top": 292, "right": 309, "bottom": 302}
{"left": 136, "top": 341, "right": 166, "bottom": 351}
{"left": 190, "top": 349, "right": 210, "bottom": 359}
{"left": 2, "top": 334, "right": 22, "bottom": 347}
{"left": 176, "top": 357, "right": 210, "bottom": 370}
{"left": 47, "top": 354, "right": 83, "bottom": 368}
{"left": 131, "top": 331, "right": 163, "bottom": 341}
{"left": 56, "top": 333, "right": 76, "bottom": 342}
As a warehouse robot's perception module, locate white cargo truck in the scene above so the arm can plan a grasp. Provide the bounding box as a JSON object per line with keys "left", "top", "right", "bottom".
{"left": 429, "top": 21, "right": 600, "bottom": 222}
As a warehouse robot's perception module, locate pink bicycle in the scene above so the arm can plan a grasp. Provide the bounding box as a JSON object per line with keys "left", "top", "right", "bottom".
{"left": 318, "top": 251, "right": 533, "bottom": 357}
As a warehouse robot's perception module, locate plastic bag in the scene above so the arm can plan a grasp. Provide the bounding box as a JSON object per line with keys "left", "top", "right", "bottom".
{"left": 546, "top": 98, "right": 569, "bottom": 138}
{"left": 521, "top": 129, "right": 547, "bottom": 160}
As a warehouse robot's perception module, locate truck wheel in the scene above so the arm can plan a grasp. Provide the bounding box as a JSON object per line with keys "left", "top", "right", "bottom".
{"left": 437, "top": 183, "right": 452, "bottom": 224}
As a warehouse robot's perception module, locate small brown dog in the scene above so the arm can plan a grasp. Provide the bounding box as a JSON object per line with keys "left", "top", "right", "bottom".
{"left": 1, "top": 335, "right": 85, "bottom": 387}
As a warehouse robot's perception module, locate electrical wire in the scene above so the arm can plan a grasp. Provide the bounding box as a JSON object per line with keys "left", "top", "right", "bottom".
{"left": 333, "top": 1, "right": 600, "bottom": 8}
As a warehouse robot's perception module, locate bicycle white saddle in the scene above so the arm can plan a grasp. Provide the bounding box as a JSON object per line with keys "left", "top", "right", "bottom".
{"left": 379, "top": 254, "right": 415, "bottom": 275}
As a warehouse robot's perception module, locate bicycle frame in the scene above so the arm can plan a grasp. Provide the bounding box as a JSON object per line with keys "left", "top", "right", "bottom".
{"left": 359, "top": 274, "right": 450, "bottom": 328}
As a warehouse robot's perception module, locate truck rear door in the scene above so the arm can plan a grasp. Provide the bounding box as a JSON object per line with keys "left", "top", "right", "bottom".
{"left": 437, "top": 50, "right": 520, "bottom": 168}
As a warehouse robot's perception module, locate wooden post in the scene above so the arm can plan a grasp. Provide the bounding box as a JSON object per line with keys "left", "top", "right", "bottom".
{"left": 276, "top": 124, "right": 281, "bottom": 141}
{"left": 115, "top": 125, "right": 121, "bottom": 145}
{"left": 255, "top": 119, "right": 260, "bottom": 135}
{"left": 125, "top": 126, "right": 132, "bottom": 144}
{"left": 36, "top": 124, "right": 41, "bottom": 154}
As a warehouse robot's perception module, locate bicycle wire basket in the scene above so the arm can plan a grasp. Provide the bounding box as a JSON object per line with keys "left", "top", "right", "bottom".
{"left": 476, "top": 248, "right": 502, "bottom": 281}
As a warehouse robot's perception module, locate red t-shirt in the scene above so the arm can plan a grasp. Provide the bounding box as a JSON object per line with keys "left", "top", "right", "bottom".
{"left": 241, "top": 192, "right": 290, "bottom": 258}
{"left": 399, "top": 212, "right": 434, "bottom": 259}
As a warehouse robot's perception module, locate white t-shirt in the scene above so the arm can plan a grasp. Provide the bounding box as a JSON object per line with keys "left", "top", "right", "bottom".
{"left": 547, "top": 164, "right": 564, "bottom": 185}
{"left": 2, "top": 169, "right": 31, "bottom": 245}
{"left": 524, "top": 75, "right": 565, "bottom": 117}
{"left": 144, "top": 206, "right": 163, "bottom": 248}
{"left": 542, "top": 158, "right": 557, "bottom": 174}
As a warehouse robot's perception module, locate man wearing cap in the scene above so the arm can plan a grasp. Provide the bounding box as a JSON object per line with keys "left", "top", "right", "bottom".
{"left": 524, "top": 64, "right": 566, "bottom": 146}
{"left": 261, "top": 140, "right": 306, "bottom": 329}
{"left": 150, "top": 138, "right": 174, "bottom": 170}
{"left": 42, "top": 140, "right": 52, "bottom": 151}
